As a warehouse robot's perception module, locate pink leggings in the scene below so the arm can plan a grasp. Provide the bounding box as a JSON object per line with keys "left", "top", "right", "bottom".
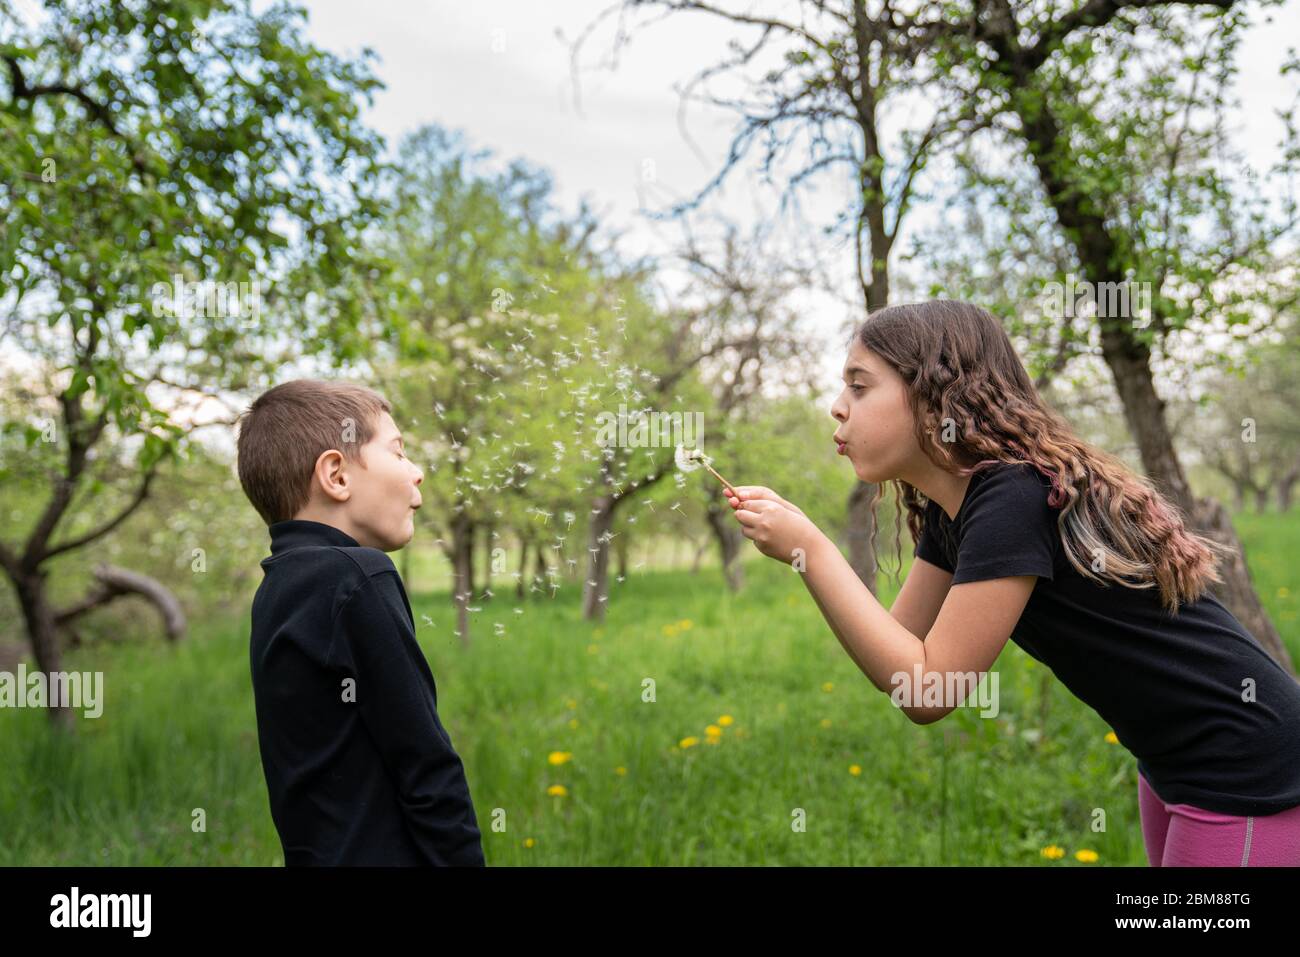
{"left": 1139, "top": 771, "right": 1300, "bottom": 866}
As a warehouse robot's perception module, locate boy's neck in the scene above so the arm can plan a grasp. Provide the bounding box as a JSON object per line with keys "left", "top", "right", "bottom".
{"left": 292, "top": 505, "right": 373, "bottom": 549}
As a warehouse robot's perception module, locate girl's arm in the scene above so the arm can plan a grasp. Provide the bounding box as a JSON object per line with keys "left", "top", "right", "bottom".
{"left": 800, "top": 531, "right": 1034, "bottom": 723}
{"left": 889, "top": 556, "right": 953, "bottom": 642}
{"left": 730, "top": 493, "right": 1035, "bottom": 724}
{"left": 802, "top": 555, "right": 950, "bottom": 682}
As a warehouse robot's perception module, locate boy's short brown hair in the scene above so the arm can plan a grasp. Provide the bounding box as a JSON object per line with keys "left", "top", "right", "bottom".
{"left": 236, "top": 379, "right": 392, "bottom": 526}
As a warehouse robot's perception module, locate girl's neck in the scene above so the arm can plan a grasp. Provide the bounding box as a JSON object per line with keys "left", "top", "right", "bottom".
{"left": 905, "top": 465, "right": 973, "bottom": 522}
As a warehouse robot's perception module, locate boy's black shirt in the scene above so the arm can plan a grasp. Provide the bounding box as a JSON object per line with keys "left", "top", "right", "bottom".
{"left": 249, "top": 519, "right": 484, "bottom": 865}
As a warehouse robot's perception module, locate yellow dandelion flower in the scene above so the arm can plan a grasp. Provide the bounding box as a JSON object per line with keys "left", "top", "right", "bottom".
{"left": 662, "top": 624, "right": 678, "bottom": 637}
{"left": 849, "top": 765, "right": 862, "bottom": 776}
{"left": 679, "top": 736, "right": 699, "bottom": 749}
{"left": 587, "top": 644, "right": 600, "bottom": 654}
{"left": 718, "top": 715, "right": 734, "bottom": 727}
{"left": 705, "top": 724, "right": 723, "bottom": 738}
{"left": 1104, "top": 731, "right": 1119, "bottom": 744}
{"left": 547, "top": 750, "right": 572, "bottom": 766}
{"left": 568, "top": 718, "right": 580, "bottom": 730}
{"left": 820, "top": 718, "right": 832, "bottom": 729}
{"left": 523, "top": 838, "right": 536, "bottom": 848}
{"left": 1277, "top": 587, "right": 1290, "bottom": 599}
{"left": 822, "top": 682, "right": 834, "bottom": 693}
{"left": 565, "top": 698, "right": 578, "bottom": 710}
{"left": 615, "top": 766, "right": 627, "bottom": 776}
{"left": 546, "top": 784, "right": 568, "bottom": 797}
{"left": 679, "top": 619, "right": 693, "bottom": 630}
{"left": 1075, "top": 849, "right": 1099, "bottom": 863}
{"left": 1040, "top": 845, "right": 1065, "bottom": 860}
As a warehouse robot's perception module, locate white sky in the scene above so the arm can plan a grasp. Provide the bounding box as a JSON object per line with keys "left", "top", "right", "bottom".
{"left": 287, "top": 0, "right": 1300, "bottom": 389}
{"left": 292, "top": 1, "right": 1299, "bottom": 267}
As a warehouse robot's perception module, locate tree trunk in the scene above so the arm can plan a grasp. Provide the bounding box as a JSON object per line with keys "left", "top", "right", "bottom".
{"left": 705, "top": 499, "right": 745, "bottom": 591}
{"left": 1278, "top": 468, "right": 1298, "bottom": 512}
{"left": 582, "top": 495, "right": 615, "bottom": 621}
{"left": 12, "top": 570, "right": 74, "bottom": 729}
{"left": 449, "top": 517, "right": 474, "bottom": 644}
{"left": 579, "top": 456, "right": 671, "bottom": 615}
{"left": 480, "top": 523, "right": 495, "bottom": 599}
{"left": 691, "top": 538, "right": 709, "bottom": 572}
{"left": 1014, "top": 94, "right": 1291, "bottom": 674}
{"left": 534, "top": 542, "right": 551, "bottom": 594}
{"left": 516, "top": 537, "right": 529, "bottom": 600}
{"left": 616, "top": 532, "right": 629, "bottom": 581}
{"left": 845, "top": 480, "right": 880, "bottom": 594}
{"left": 465, "top": 523, "right": 476, "bottom": 600}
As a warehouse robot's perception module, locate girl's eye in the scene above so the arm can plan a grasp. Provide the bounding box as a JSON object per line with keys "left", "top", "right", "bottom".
{"left": 849, "top": 384, "right": 866, "bottom": 394}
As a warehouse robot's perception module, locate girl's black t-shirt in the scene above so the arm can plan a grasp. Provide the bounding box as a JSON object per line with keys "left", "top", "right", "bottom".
{"left": 913, "top": 461, "right": 1300, "bottom": 816}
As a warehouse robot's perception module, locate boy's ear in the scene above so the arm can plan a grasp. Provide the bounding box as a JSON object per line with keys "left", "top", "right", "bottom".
{"left": 312, "top": 449, "right": 351, "bottom": 503}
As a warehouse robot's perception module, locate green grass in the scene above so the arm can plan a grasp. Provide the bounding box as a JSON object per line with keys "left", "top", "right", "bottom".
{"left": 2, "top": 512, "right": 1296, "bottom": 866}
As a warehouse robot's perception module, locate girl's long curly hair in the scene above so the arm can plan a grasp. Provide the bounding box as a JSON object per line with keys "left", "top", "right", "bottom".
{"left": 857, "top": 300, "right": 1230, "bottom": 614}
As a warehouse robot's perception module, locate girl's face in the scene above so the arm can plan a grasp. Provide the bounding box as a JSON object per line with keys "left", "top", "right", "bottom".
{"left": 830, "top": 341, "right": 927, "bottom": 485}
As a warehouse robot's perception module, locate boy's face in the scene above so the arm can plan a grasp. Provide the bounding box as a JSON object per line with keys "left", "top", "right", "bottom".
{"left": 343, "top": 411, "right": 424, "bottom": 551}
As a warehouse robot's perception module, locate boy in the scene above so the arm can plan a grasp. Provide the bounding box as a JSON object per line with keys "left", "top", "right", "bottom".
{"left": 236, "top": 379, "right": 484, "bottom": 866}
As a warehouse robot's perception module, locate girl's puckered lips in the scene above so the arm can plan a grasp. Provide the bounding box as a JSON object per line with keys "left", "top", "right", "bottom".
{"left": 833, "top": 434, "right": 847, "bottom": 455}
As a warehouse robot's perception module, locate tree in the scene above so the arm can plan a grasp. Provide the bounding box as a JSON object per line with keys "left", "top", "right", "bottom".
{"left": 670, "top": 220, "right": 825, "bottom": 590}
{"left": 908, "top": 0, "right": 1297, "bottom": 668}
{"left": 0, "top": 0, "right": 387, "bottom": 723}
{"left": 375, "top": 124, "right": 622, "bottom": 640}
{"left": 1180, "top": 308, "right": 1300, "bottom": 512}
{"left": 572, "top": 0, "right": 986, "bottom": 589}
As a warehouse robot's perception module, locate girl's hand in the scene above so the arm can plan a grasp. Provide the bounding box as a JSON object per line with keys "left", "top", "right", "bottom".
{"left": 723, "top": 485, "right": 806, "bottom": 517}
{"left": 731, "top": 497, "right": 823, "bottom": 565}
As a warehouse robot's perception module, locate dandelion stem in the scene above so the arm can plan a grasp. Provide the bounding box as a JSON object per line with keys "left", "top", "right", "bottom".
{"left": 702, "top": 463, "right": 737, "bottom": 494}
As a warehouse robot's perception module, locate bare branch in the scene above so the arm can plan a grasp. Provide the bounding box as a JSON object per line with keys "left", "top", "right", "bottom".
{"left": 40, "top": 465, "right": 160, "bottom": 563}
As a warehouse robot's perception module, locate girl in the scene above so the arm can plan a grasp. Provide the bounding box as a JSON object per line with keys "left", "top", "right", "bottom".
{"left": 726, "top": 299, "right": 1300, "bottom": 867}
